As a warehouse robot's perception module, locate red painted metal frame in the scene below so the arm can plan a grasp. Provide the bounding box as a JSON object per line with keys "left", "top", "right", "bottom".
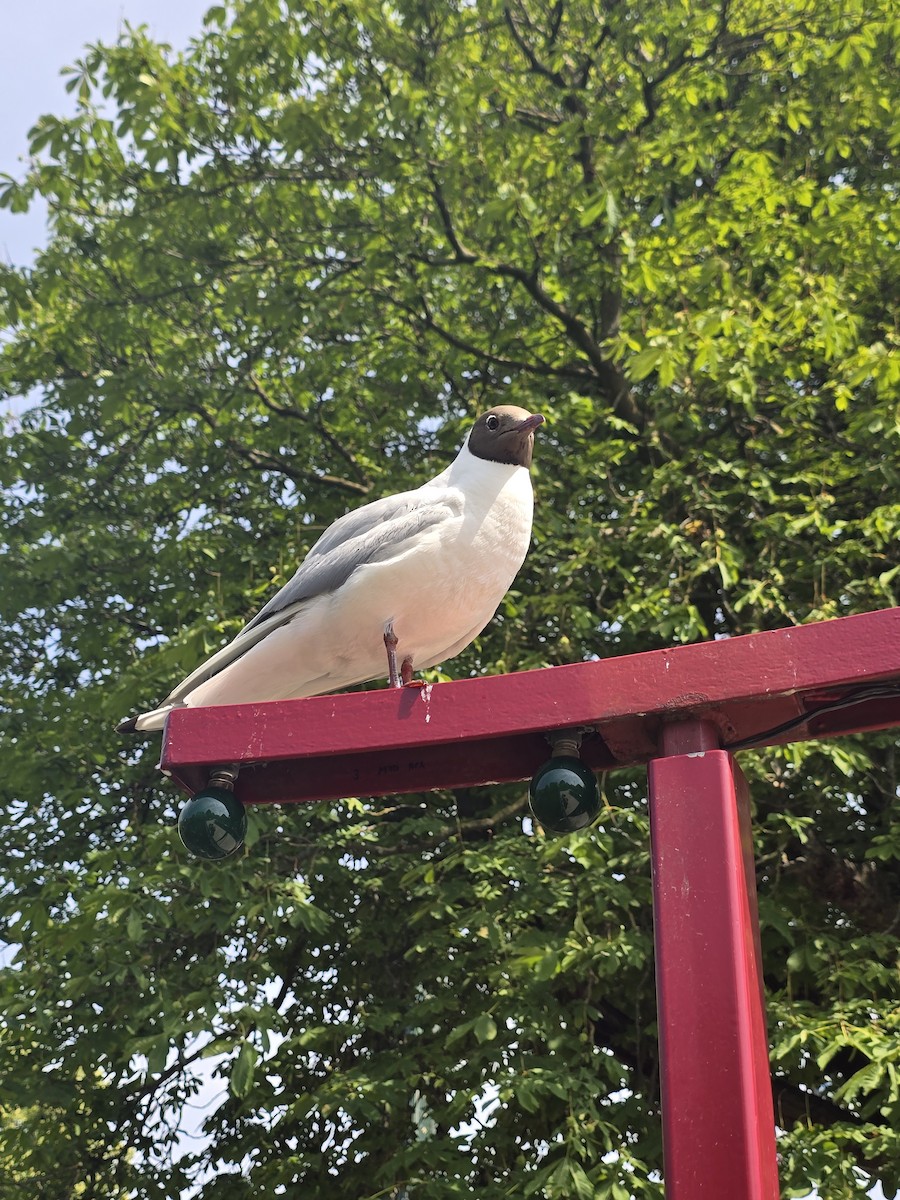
{"left": 650, "top": 720, "right": 780, "bottom": 1199}
{"left": 161, "top": 607, "right": 900, "bottom": 804}
{"left": 157, "top": 607, "right": 900, "bottom": 1198}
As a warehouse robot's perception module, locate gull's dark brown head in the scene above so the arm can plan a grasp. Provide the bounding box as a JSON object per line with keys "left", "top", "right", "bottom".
{"left": 467, "top": 405, "right": 545, "bottom": 469}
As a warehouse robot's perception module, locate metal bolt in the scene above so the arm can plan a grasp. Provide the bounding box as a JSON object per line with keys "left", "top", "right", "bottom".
{"left": 547, "top": 728, "right": 590, "bottom": 758}
{"left": 207, "top": 764, "right": 240, "bottom": 791}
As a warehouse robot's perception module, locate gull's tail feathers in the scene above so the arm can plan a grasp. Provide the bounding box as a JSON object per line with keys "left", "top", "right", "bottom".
{"left": 115, "top": 705, "right": 177, "bottom": 735}
{"left": 114, "top": 606, "right": 303, "bottom": 736}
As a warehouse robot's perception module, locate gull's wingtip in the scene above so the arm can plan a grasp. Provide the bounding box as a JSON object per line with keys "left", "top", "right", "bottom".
{"left": 116, "top": 706, "right": 174, "bottom": 735}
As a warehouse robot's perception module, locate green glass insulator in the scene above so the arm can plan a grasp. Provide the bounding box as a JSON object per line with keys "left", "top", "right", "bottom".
{"left": 528, "top": 755, "right": 600, "bottom": 835}
{"left": 178, "top": 787, "right": 247, "bottom": 860}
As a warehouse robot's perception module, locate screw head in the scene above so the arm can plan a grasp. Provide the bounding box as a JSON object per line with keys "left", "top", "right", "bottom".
{"left": 178, "top": 787, "right": 247, "bottom": 860}
{"left": 529, "top": 756, "right": 600, "bottom": 835}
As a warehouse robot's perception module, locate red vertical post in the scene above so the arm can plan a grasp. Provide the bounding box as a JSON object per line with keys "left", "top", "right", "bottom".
{"left": 648, "top": 719, "right": 779, "bottom": 1199}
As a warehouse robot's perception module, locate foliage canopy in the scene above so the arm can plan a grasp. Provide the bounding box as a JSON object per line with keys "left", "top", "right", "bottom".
{"left": 1, "top": 0, "right": 898, "bottom": 1195}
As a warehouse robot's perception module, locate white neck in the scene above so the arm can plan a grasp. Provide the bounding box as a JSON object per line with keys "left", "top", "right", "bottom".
{"left": 431, "top": 440, "right": 526, "bottom": 489}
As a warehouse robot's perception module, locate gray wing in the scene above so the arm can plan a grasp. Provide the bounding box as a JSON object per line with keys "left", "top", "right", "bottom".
{"left": 241, "top": 485, "right": 463, "bottom": 634}
{"left": 157, "top": 486, "right": 463, "bottom": 706}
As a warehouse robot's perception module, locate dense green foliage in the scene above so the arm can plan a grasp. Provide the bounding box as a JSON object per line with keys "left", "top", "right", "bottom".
{"left": 1, "top": 0, "right": 898, "bottom": 1195}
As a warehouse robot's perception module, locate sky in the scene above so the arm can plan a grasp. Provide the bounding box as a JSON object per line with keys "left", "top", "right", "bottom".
{"left": 0, "top": 0, "right": 212, "bottom": 267}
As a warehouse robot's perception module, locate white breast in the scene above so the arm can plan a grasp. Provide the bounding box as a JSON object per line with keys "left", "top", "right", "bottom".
{"left": 317, "top": 456, "right": 534, "bottom": 673}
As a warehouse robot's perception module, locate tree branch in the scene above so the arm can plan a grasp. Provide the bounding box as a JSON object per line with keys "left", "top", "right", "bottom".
{"left": 772, "top": 1076, "right": 867, "bottom": 1131}
{"left": 489, "top": 261, "right": 639, "bottom": 421}
{"left": 413, "top": 297, "right": 594, "bottom": 382}
{"left": 244, "top": 372, "right": 372, "bottom": 496}
{"left": 428, "top": 171, "right": 478, "bottom": 263}
{"left": 503, "top": 6, "right": 568, "bottom": 89}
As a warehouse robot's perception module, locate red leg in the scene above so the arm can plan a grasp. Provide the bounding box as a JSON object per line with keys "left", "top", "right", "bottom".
{"left": 383, "top": 621, "right": 401, "bottom": 689}
{"left": 400, "top": 656, "right": 414, "bottom": 686}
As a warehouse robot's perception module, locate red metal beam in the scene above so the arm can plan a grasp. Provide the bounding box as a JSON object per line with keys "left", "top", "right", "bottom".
{"left": 160, "top": 607, "right": 900, "bottom": 805}
{"left": 649, "top": 721, "right": 779, "bottom": 1198}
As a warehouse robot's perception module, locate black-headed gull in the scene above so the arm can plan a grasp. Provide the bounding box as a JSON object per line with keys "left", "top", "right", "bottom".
{"left": 118, "top": 406, "right": 543, "bottom": 733}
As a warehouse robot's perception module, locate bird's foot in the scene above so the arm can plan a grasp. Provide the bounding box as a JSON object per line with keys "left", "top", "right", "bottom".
{"left": 400, "top": 656, "right": 415, "bottom": 687}
{"left": 383, "top": 621, "right": 401, "bottom": 689}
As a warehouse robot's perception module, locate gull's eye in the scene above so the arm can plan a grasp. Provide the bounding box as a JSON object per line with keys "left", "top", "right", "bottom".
{"left": 486, "top": 414, "right": 500, "bottom": 431}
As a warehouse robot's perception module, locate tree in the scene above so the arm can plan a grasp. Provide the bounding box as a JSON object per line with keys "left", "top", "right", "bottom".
{"left": 1, "top": 0, "right": 898, "bottom": 1195}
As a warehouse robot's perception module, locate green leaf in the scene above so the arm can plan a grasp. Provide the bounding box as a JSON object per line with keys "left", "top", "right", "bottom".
{"left": 445, "top": 1019, "right": 475, "bottom": 1047}
{"left": 568, "top": 1161, "right": 594, "bottom": 1200}
{"left": 473, "top": 1014, "right": 497, "bottom": 1043}
{"left": 145, "top": 1035, "right": 169, "bottom": 1077}
{"left": 230, "top": 1041, "right": 257, "bottom": 1099}
{"left": 834, "top": 1060, "right": 884, "bottom": 1104}
{"left": 535, "top": 951, "right": 559, "bottom": 980}
{"left": 628, "top": 346, "right": 664, "bottom": 381}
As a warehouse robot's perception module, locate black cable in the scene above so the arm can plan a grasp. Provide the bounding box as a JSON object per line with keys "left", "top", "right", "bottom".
{"left": 724, "top": 684, "right": 900, "bottom": 752}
